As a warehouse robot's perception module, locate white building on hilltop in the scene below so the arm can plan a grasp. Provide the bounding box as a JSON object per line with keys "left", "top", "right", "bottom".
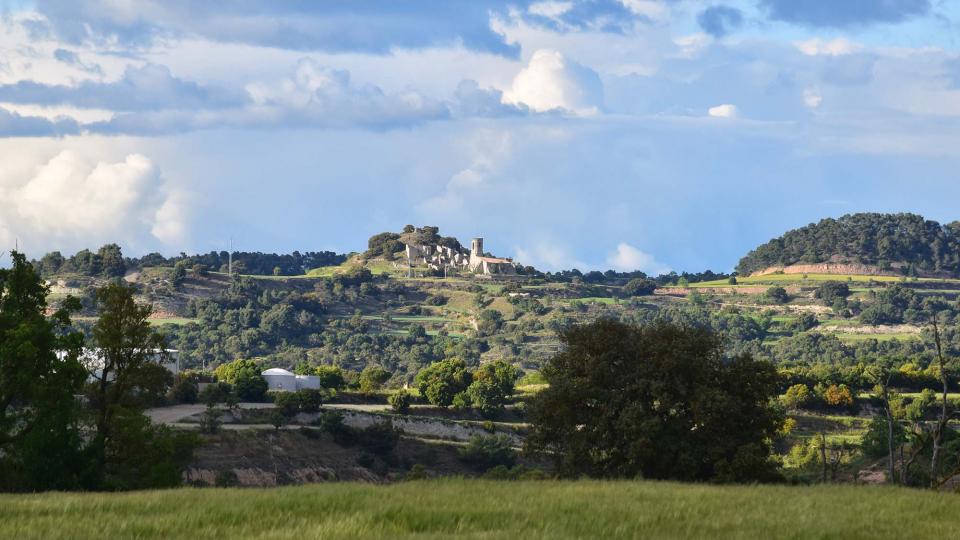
{"left": 403, "top": 235, "right": 515, "bottom": 275}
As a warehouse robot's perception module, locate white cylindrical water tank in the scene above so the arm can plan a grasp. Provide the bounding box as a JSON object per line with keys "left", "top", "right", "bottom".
{"left": 261, "top": 368, "right": 297, "bottom": 392}
{"left": 296, "top": 375, "right": 321, "bottom": 390}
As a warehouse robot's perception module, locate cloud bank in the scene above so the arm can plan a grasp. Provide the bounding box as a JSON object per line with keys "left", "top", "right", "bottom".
{"left": 0, "top": 151, "right": 188, "bottom": 252}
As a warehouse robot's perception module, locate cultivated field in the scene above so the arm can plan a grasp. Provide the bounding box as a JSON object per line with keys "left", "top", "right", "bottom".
{"left": 2, "top": 480, "right": 958, "bottom": 539}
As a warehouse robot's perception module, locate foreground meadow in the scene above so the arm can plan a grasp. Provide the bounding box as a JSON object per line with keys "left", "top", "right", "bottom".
{"left": 2, "top": 480, "right": 958, "bottom": 539}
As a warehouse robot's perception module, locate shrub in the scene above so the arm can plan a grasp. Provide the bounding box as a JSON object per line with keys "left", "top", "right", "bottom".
{"left": 466, "top": 360, "right": 519, "bottom": 418}
{"left": 784, "top": 439, "right": 820, "bottom": 470}
{"left": 168, "top": 377, "right": 199, "bottom": 404}
{"left": 425, "top": 294, "right": 448, "bottom": 306}
{"left": 476, "top": 310, "right": 504, "bottom": 337}
{"left": 452, "top": 391, "right": 471, "bottom": 410}
{"left": 405, "top": 464, "right": 429, "bottom": 480}
{"left": 415, "top": 359, "right": 472, "bottom": 408}
{"left": 298, "top": 388, "right": 324, "bottom": 413}
{"left": 482, "top": 465, "right": 514, "bottom": 480}
{"left": 269, "top": 410, "right": 287, "bottom": 430}
{"left": 782, "top": 384, "right": 812, "bottom": 410}
{"left": 861, "top": 416, "right": 907, "bottom": 458}
{"left": 314, "top": 366, "right": 346, "bottom": 390}
{"left": 814, "top": 281, "right": 851, "bottom": 307}
{"left": 622, "top": 278, "right": 657, "bottom": 297}
{"left": 199, "top": 382, "right": 233, "bottom": 406}
{"left": 199, "top": 406, "right": 222, "bottom": 434}
{"left": 359, "top": 366, "right": 392, "bottom": 394}
{"left": 821, "top": 384, "right": 855, "bottom": 408}
{"left": 357, "top": 422, "right": 401, "bottom": 455}
{"left": 214, "top": 359, "right": 267, "bottom": 402}
{"left": 318, "top": 410, "right": 357, "bottom": 446}
{"left": 765, "top": 286, "right": 790, "bottom": 304}
{"left": 458, "top": 434, "right": 516, "bottom": 471}
{"left": 318, "top": 410, "right": 345, "bottom": 432}
{"left": 389, "top": 390, "right": 412, "bottom": 414}
{"left": 273, "top": 392, "right": 301, "bottom": 417}
{"left": 790, "top": 313, "right": 818, "bottom": 332}
{"left": 214, "top": 470, "right": 239, "bottom": 487}
{"left": 234, "top": 373, "right": 268, "bottom": 402}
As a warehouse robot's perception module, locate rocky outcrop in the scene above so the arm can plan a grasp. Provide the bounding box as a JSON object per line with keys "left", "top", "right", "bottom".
{"left": 752, "top": 263, "right": 895, "bottom": 277}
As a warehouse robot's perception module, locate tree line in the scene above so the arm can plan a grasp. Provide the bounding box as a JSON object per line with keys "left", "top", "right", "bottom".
{"left": 32, "top": 244, "right": 347, "bottom": 278}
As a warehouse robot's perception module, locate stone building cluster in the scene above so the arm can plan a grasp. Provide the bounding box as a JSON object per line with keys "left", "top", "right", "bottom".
{"left": 404, "top": 237, "right": 515, "bottom": 275}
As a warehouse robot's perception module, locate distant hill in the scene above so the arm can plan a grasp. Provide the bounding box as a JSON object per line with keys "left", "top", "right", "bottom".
{"left": 736, "top": 213, "right": 960, "bottom": 277}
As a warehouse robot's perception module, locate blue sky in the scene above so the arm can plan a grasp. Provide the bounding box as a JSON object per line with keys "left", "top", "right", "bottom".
{"left": 0, "top": 1, "right": 959, "bottom": 273}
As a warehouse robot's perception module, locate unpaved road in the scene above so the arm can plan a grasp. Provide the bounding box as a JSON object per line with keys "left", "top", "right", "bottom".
{"left": 146, "top": 402, "right": 389, "bottom": 425}
{"left": 146, "top": 402, "right": 275, "bottom": 424}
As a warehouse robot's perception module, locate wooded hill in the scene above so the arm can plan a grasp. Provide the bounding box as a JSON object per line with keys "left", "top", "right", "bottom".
{"left": 736, "top": 213, "right": 960, "bottom": 277}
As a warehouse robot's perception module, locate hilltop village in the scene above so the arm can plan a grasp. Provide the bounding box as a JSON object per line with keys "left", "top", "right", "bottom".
{"left": 404, "top": 237, "right": 515, "bottom": 276}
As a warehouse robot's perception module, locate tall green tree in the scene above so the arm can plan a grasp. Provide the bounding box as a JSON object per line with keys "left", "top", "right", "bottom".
{"left": 359, "top": 365, "right": 392, "bottom": 394}
{"left": 526, "top": 319, "right": 784, "bottom": 483}
{"left": 0, "top": 252, "right": 86, "bottom": 490}
{"left": 96, "top": 244, "right": 126, "bottom": 277}
{"left": 88, "top": 282, "right": 165, "bottom": 443}
{"left": 415, "top": 359, "right": 472, "bottom": 407}
{"left": 466, "top": 360, "right": 518, "bottom": 418}
{"left": 86, "top": 282, "right": 195, "bottom": 489}
{"left": 213, "top": 358, "right": 267, "bottom": 401}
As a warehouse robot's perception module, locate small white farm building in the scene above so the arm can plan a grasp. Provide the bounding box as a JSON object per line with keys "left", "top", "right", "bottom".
{"left": 261, "top": 368, "right": 321, "bottom": 392}
{"left": 62, "top": 348, "right": 181, "bottom": 381}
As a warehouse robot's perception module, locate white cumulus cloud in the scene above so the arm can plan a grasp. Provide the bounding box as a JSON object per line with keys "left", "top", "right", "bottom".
{"left": 803, "top": 87, "right": 823, "bottom": 109}
{"left": 0, "top": 151, "right": 188, "bottom": 253}
{"left": 528, "top": 1, "right": 574, "bottom": 19}
{"left": 795, "top": 38, "right": 857, "bottom": 57}
{"left": 708, "top": 104, "right": 738, "bottom": 118}
{"left": 502, "top": 49, "right": 603, "bottom": 114}
{"left": 606, "top": 243, "right": 670, "bottom": 274}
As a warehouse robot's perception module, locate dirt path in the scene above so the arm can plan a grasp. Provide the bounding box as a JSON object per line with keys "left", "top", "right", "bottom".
{"left": 146, "top": 404, "right": 205, "bottom": 424}
{"left": 146, "top": 402, "right": 275, "bottom": 424}
{"left": 324, "top": 403, "right": 391, "bottom": 413}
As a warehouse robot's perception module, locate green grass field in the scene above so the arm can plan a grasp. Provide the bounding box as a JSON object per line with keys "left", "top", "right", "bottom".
{"left": 148, "top": 317, "right": 198, "bottom": 326}
{"left": 563, "top": 297, "right": 618, "bottom": 305}
{"left": 2, "top": 480, "right": 958, "bottom": 539}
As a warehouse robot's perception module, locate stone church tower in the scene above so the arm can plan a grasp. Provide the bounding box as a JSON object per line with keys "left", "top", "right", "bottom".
{"left": 471, "top": 238, "right": 484, "bottom": 257}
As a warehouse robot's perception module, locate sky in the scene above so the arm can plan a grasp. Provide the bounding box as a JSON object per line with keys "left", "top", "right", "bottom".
{"left": 1, "top": 0, "right": 960, "bottom": 274}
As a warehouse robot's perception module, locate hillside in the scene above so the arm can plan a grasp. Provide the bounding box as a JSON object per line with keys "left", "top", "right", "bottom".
{"left": 22, "top": 221, "right": 960, "bottom": 491}
{"left": 736, "top": 213, "right": 960, "bottom": 277}
{"left": 2, "top": 480, "right": 957, "bottom": 539}
{"left": 35, "top": 221, "right": 960, "bottom": 383}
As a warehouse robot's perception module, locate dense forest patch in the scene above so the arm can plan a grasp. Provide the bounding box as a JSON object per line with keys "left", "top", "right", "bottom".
{"left": 737, "top": 213, "right": 960, "bottom": 277}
